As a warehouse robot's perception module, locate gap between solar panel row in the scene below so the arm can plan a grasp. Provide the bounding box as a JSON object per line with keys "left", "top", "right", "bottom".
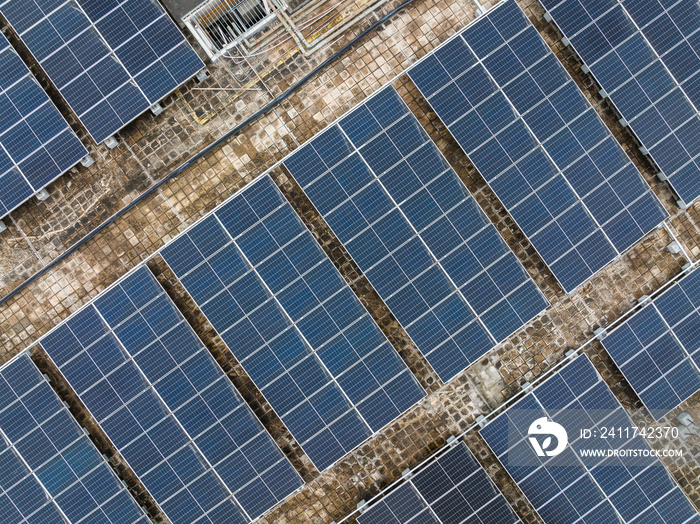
{"left": 540, "top": 0, "right": 700, "bottom": 208}
{"left": 0, "top": 31, "right": 87, "bottom": 219}
{"left": 161, "top": 175, "right": 426, "bottom": 472}
{"left": 284, "top": 86, "right": 548, "bottom": 383}
{"left": 480, "top": 354, "right": 699, "bottom": 523}
{"left": 0, "top": 352, "right": 149, "bottom": 524}
{"left": 0, "top": 0, "right": 204, "bottom": 144}
{"left": 356, "top": 441, "right": 521, "bottom": 524}
{"left": 40, "top": 265, "right": 303, "bottom": 524}
{"left": 408, "top": 0, "right": 667, "bottom": 294}
{"left": 600, "top": 265, "right": 700, "bottom": 421}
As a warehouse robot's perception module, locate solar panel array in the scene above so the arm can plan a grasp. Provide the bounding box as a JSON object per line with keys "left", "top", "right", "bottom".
{"left": 601, "top": 267, "right": 700, "bottom": 420}
{"left": 40, "top": 266, "right": 302, "bottom": 524}
{"left": 357, "top": 441, "right": 520, "bottom": 524}
{"left": 284, "top": 87, "right": 547, "bottom": 382}
{"left": 481, "top": 354, "right": 699, "bottom": 523}
{"left": 408, "top": 0, "right": 668, "bottom": 294}
{"left": 161, "top": 175, "right": 425, "bottom": 472}
{"left": 540, "top": 0, "right": 700, "bottom": 207}
{"left": 0, "top": 32, "right": 87, "bottom": 218}
{"left": 0, "top": 0, "right": 204, "bottom": 144}
{"left": 0, "top": 353, "right": 148, "bottom": 524}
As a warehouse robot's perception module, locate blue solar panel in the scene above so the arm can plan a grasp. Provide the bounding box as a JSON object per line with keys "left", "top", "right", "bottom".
{"left": 541, "top": 0, "right": 700, "bottom": 207}
{"left": 0, "top": 32, "right": 87, "bottom": 218}
{"left": 408, "top": 0, "right": 668, "bottom": 294}
{"left": 284, "top": 86, "right": 547, "bottom": 382}
{"left": 601, "top": 267, "right": 700, "bottom": 420}
{"left": 357, "top": 441, "right": 520, "bottom": 524}
{"left": 0, "top": 0, "right": 204, "bottom": 144}
{"left": 40, "top": 266, "right": 302, "bottom": 523}
{"left": 161, "top": 175, "right": 425, "bottom": 472}
{"left": 0, "top": 353, "right": 148, "bottom": 524}
{"left": 480, "top": 354, "right": 699, "bottom": 523}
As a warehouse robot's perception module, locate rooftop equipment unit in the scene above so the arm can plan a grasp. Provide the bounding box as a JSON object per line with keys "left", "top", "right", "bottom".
{"left": 182, "top": 0, "right": 287, "bottom": 60}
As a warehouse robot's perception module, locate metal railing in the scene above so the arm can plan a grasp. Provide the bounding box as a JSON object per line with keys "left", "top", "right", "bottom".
{"left": 183, "top": 0, "right": 287, "bottom": 60}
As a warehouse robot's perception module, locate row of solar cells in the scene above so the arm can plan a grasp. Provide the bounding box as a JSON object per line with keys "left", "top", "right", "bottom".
{"left": 356, "top": 441, "right": 521, "bottom": 524}
{"left": 0, "top": 353, "right": 149, "bottom": 524}
{"left": 20, "top": 174, "right": 430, "bottom": 522}
{"left": 402, "top": 0, "right": 700, "bottom": 423}
{"left": 601, "top": 265, "right": 700, "bottom": 421}
{"left": 20, "top": 162, "right": 546, "bottom": 522}
{"left": 283, "top": 88, "right": 549, "bottom": 382}
{"left": 6, "top": 1, "right": 699, "bottom": 521}
{"left": 39, "top": 266, "right": 304, "bottom": 523}
{"left": 356, "top": 353, "right": 699, "bottom": 523}
{"left": 160, "top": 176, "right": 427, "bottom": 471}
{"left": 407, "top": 0, "right": 668, "bottom": 294}
{"left": 0, "top": 0, "right": 204, "bottom": 219}
{"left": 540, "top": 0, "right": 700, "bottom": 208}
{"left": 482, "top": 354, "right": 699, "bottom": 523}
{"left": 278, "top": 2, "right": 698, "bottom": 519}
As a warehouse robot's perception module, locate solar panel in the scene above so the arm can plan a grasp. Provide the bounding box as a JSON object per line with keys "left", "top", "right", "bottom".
{"left": 0, "top": 0, "right": 204, "bottom": 144}
{"left": 408, "top": 0, "right": 668, "bottom": 294}
{"left": 0, "top": 32, "right": 87, "bottom": 218}
{"left": 0, "top": 353, "right": 148, "bottom": 524}
{"left": 480, "top": 354, "right": 699, "bottom": 523}
{"left": 540, "top": 0, "right": 700, "bottom": 207}
{"left": 283, "top": 86, "right": 548, "bottom": 382}
{"left": 357, "top": 441, "right": 520, "bottom": 524}
{"left": 40, "top": 266, "right": 302, "bottom": 524}
{"left": 600, "top": 267, "right": 700, "bottom": 420}
{"left": 161, "top": 175, "right": 426, "bottom": 472}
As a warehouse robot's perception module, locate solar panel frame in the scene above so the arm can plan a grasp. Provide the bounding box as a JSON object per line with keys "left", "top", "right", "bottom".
{"left": 0, "top": 32, "right": 87, "bottom": 219}
{"left": 600, "top": 266, "right": 700, "bottom": 420}
{"left": 407, "top": 0, "right": 668, "bottom": 294}
{"left": 0, "top": 352, "right": 149, "bottom": 524}
{"left": 356, "top": 441, "right": 521, "bottom": 524}
{"left": 160, "top": 174, "right": 426, "bottom": 472}
{"left": 540, "top": 0, "right": 700, "bottom": 207}
{"left": 480, "top": 354, "right": 699, "bottom": 523}
{"left": 0, "top": 0, "right": 204, "bottom": 144}
{"left": 39, "top": 265, "right": 303, "bottom": 524}
{"left": 283, "top": 85, "right": 548, "bottom": 382}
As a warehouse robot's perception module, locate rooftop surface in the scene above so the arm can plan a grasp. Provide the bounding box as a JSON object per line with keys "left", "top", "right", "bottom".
{"left": 0, "top": 0, "right": 699, "bottom": 522}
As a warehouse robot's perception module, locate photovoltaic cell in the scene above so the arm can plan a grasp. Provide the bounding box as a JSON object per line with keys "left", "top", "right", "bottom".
{"left": 408, "top": 0, "right": 668, "bottom": 294}
{"left": 283, "top": 86, "right": 547, "bottom": 382}
{"left": 480, "top": 354, "right": 699, "bottom": 523}
{"left": 40, "top": 266, "right": 302, "bottom": 524}
{"left": 601, "top": 267, "right": 700, "bottom": 420}
{"left": 357, "top": 441, "right": 520, "bottom": 524}
{"left": 541, "top": 0, "right": 700, "bottom": 207}
{"left": 0, "top": 0, "right": 204, "bottom": 144}
{"left": 0, "top": 353, "right": 147, "bottom": 524}
{"left": 0, "top": 32, "right": 86, "bottom": 218}
{"left": 161, "top": 175, "right": 425, "bottom": 472}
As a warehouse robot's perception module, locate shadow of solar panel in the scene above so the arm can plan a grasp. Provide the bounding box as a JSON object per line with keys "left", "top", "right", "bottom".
{"left": 408, "top": 0, "right": 668, "bottom": 294}
{"left": 601, "top": 267, "right": 700, "bottom": 420}
{"left": 357, "top": 441, "right": 520, "bottom": 524}
{"left": 40, "top": 266, "right": 302, "bottom": 523}
{"left": 0, "top": 33, "right": 87, "bottom": 218}
{"left": 541, "top": 0, "right": 700, "bottom": 207}
{"left": 161, "top": 175, "right": 425, "bottom": 472}
{"left": 480, "top": 354, "right": 699, "bottom": 523}
{"left": 0, "top": 0, "right": 204, "bottom": 144}
{"left": 0, "top": 353, "right": 148, "bottom": 523}
{"left": 283, "top": 86, "right": 547, "bottom": 382}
